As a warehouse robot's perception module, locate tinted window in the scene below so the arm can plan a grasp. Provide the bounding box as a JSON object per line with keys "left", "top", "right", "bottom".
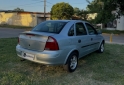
{"left": 76, "top": 23, "right": 87, "bottom": 36}
{"left": 32, "top": 21, "right": 67, "bottom": 34}
{"left": 68, "top": 25, "right": 74, "bottom": 36}
{"left": 85, "top": 23, "right": 97, "bottom": 35}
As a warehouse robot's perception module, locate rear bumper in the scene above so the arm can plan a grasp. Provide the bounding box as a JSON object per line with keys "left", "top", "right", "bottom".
{"left": 16, "top": 45, "right": 64, "bottom": 65}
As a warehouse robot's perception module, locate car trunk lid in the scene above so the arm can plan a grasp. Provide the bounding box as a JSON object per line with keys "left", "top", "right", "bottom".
{"left": 19, "top": 31, "right": 55, "bottom": 51}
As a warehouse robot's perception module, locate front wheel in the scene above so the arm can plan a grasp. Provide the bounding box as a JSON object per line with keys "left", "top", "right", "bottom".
{"left": 97, "top": 42, "right": 104, "bottom": 53}
{"left": 63, "top": 52, "right": 78, "bottom": 72}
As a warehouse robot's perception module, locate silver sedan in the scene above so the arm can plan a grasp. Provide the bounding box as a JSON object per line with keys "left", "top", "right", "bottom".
{"left": 16, "top": 20, "right": 105, "bottom": 72}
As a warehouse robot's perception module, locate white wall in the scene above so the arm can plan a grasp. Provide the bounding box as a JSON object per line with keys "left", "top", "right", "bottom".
{"left": 117, "top": 16, "right": 124, "bottom": 31}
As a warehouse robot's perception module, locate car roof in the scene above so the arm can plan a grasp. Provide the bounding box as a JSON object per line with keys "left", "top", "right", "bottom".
{"left": 46, "top": 20, "right": 87, "bottom": 23}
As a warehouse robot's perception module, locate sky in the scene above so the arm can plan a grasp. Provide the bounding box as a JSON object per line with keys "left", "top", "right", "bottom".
{"left": 0, "top": 0, "right": 93, "bottom": 12}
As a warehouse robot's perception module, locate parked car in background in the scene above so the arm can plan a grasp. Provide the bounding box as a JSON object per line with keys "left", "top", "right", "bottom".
{"left": 16, "top": 20, "right": 105, "bottom": 72}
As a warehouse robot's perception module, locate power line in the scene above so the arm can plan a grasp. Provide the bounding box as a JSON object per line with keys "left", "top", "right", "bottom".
{"left": 32, "top": 0, "right": 49, "bottom": 20}
{"left": 17, "top": 4, "right": 44, "bottom": 8}
{"left": 2, "top": 0, "right": 52, "bottom": 15}
{"left": 70, "top": 3, "right": 86, "bottom": 4}
{"left": 32, "top": 0, "right": 43, "bottom": 1}
{"left": 4, "top": 1, "right": 43, "bottom": 8}
{"left": 46, "top": 1, "right": 53, "bottom": 4}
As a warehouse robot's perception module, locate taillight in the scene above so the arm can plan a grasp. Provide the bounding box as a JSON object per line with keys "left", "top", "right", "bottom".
{"left": 45, "top": 36, "right": 59, "bottom": 50}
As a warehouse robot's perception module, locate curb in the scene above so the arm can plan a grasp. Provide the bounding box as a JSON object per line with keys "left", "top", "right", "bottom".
{"left": 105, "top": 41, "right": 124, "bottom": 45}
{"left": 102, "top": 33, "right": 119, "bottom": 36}
{"left": 102, "top": 33, "right": 110, "bottom": 35}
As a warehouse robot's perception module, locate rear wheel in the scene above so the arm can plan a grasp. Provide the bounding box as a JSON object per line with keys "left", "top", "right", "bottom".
{"left": 63, "top": 52, "right": 78, "bottom": 72}
{"left": 97, "top": 42, "right": 104, "bottom": 53}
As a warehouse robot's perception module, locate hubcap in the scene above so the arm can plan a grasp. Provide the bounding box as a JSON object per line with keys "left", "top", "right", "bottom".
{"left": 101, "top": 44, "right": 104, "bottom": 52}
{"left": 70, "top": 55, "right": 77, "bottom": 70}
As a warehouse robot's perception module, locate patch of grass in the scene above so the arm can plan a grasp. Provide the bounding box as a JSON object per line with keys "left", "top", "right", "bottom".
{"left": 0, "top": 38, "right": 124, "bottom": 85}
{"left": 0, "top": 24, "right": 32, "bottom": 30}
{"left": 101, "top": 29, "right": 124, "bottom": 34}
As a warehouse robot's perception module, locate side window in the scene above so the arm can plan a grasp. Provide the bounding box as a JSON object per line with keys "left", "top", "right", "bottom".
{"left": 68, "top": 25, "right": 74, "bottom": 36}
{"left": 76, "top": 22, "right": 87, "bottom": 36}
{"left": 85, "top": 23, "right": 97, "bottom": 35}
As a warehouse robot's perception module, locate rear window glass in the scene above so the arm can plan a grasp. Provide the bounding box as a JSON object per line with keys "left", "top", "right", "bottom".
{"left": 32, "top": 21, "right": 67, "bottom": 33}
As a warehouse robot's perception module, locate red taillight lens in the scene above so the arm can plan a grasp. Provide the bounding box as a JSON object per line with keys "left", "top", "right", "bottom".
{"left": 45, "top": 36, "right": 59, "bottom": 50}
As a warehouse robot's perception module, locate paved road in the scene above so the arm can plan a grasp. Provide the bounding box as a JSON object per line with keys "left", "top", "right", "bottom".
{"left": 102, "top": 34, "right": 124, "bottom": 44}
{"left": 0, "top": 27, "right": 124, "bottom": 44}
{"left": 0, "top": 28, "right": 25, "bottom": 38}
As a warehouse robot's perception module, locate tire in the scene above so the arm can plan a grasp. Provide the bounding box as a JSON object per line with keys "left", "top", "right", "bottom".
{"left": 63, "top": 52, "right": 78, "bottom": 72}
{"left": 97, "top": 42, "right": 104, "bottom": 53}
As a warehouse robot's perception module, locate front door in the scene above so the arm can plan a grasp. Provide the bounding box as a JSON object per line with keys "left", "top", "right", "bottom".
{"left": 85, "top": 23, "right": 100, "bottom": 52}
{"left": 74, "top": 22, "right": 92, "bottom": 58}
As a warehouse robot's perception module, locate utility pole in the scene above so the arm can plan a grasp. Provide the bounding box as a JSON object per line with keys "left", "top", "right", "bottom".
{"left": 44, "top": 0, "right": 46, "bottom": 21}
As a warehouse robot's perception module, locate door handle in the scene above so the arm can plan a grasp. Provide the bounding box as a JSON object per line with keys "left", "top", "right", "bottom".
{"left": 78, "top": 40, "right": 81, "bottom": 43}
{"left": 91, "top": 38, "right": 93, "bottom": 41}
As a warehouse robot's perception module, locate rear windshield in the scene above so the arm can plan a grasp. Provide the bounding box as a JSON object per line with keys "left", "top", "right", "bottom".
{"left": 32, "top": 21, "right": 67, "bottom": 34}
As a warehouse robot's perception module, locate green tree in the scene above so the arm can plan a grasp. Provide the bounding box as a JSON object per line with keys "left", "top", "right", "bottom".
{"left": 114, "top": 0, "right": 124, "bottom": 15}
{"left": 77, "top": 10, "right": 89, "bottom": 20}
{"left": 86, "top": 0, "right": 115, "bottom": 23}
{"left": 74, "top": 7, "right": 80, "bottom": 15}
{"left": 51, "top": 2, "right": 74, "bottom": 20}
{"left": 105, "top": 0, "right": 124, "bottom": 15}
{"left": 86, "top": 0, "right": 101, "bottom": 12}
{"left": 73, "top": 7, "right": 89, "bottom": 20}
{"left": 86, "top": 0, "right": 124, "bottom": 24}
{"left": 14, "top": 7, "right": 24, "bottom": 12}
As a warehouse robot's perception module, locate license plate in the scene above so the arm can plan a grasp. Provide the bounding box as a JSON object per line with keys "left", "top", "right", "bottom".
{"left": 22, "top": 52, "right": 34, "bottom": 60}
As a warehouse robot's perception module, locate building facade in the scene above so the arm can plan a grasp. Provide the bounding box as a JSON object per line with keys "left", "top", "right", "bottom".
{"left": 116, "top": 16, "right": 124, "bottom": 31}
{"left": 0, "top": 11, "right": 50, "bottom": 27}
